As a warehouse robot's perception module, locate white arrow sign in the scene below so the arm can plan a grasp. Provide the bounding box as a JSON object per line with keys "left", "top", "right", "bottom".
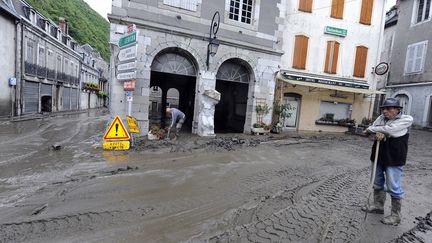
{"left": 118, "top": 45, "right": 137, "bottom": 62}
{"left": 117, "top": 61, "right": 137, "bottom": 72}
{"left": 117, "top": 71, "right": 136, "bottom": 80}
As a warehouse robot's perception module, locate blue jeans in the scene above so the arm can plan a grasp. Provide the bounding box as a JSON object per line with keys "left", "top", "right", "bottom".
{"left": 372, "top": 163, "right": 404, "bottom": 199}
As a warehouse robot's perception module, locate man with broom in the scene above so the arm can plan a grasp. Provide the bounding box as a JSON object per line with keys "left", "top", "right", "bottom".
{"left": 362, "top": 98, "right": 413, "bottom": 225}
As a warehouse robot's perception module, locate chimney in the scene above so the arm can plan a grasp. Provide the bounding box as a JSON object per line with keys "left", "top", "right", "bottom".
{"left": 58, "top": 17, "right": 68, "bottom": 34}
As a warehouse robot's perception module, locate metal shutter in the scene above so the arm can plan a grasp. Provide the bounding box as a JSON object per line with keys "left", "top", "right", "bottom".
{"left": 70, "top": 88, "right": 78, "bottom": 110}
{"left": 41, "top": 83, "right": 52, "bottom": 96}
{"left": 23, "top": 81, "right": 39, "bottom": 113}
{"left": 62, "top": 87, "right": 71, "bottom": 111}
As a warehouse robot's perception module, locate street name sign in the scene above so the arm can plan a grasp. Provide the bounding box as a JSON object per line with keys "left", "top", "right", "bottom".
{"left": 118, "top": 31, "right": 137, "bottom": 48}
{"left": 117, "top": 71, "right": 136, "bottom": 81}
{"left": 103, "top": 116, "right": 130, "bottom": 140}
{"left": 103, "top": 141, "right": 130, "bottom": 150}
{"left": 118, "top": 45, "right": 137, "bottom": 62}
{"left": 324, "top": 26, "right": 347, "bottom": 37}
{"left": 126, "top": 116, "right": 140, "bottom": 133}
{"left": 117, "top": 61, "right": 137, "bottom": 72}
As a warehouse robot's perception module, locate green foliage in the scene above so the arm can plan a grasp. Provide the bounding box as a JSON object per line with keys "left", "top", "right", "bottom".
{"left": 25, "top": 0, "right": 110, "bottom": 61}
{"left": 255, "top": 104, "right": 270, "bottom": 115}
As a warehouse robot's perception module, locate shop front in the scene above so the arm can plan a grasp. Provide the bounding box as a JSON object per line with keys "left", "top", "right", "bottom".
{"left": 276, "top": 70, "right": 382, "bottom": 132}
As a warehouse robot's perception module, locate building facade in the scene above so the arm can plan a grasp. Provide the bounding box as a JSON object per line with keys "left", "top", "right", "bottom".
{"left": 109, "top": 0, "right": 284, "bottom": 136}
{"left": 276, "top": 0, "right": 386, "bottom": 132}
{"left": 0, "top": 0, "right": 19, "bottom": 118}
{"left": 385, "top": 0, "right": 432, "bottom": 128}
{"left": 1, "top": 0, "right": 109, "bottom": 119}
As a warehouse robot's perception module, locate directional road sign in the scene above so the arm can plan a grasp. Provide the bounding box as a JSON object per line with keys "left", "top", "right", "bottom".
{"left": 117, "top": 71, "right": 136, "bottom": 81}
{"left": 118, "top": 31, "right": 137, "bottom": 48}
{"left": 117, "top": 61, "right": 137, "bottom": 72}
{"left": 118, "top": 45, "right": 137, "bottom": 62}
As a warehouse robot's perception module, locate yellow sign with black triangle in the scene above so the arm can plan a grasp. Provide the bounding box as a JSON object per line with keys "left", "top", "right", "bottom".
{"left": 103, "top": 116, "right": 130, "bottom": 141}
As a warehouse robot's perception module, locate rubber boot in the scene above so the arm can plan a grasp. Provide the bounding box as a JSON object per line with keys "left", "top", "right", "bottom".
{"left": 381, "top": 198, "right": 401, "bottom": 225}
{"left": 362, "top": 190, "right": 386, "bottom": 214}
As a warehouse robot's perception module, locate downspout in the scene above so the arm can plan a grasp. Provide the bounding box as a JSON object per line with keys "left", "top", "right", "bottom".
{"left": 14, "top": 18, "right": 24, "bottom": 117}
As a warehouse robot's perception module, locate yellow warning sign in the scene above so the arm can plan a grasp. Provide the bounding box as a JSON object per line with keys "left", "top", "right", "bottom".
{"left": 103, "top": 141, "right": 130, "bottom": 150}
{"left": 103, "top": 116, "right": 130, "bottom": 140}
{"left": 126, "top": 116, "right": 140, "bottom": 133}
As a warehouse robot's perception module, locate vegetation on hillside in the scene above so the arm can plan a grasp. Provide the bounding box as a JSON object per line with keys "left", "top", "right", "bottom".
{"left": 25, "top": 0, "right": 110, "bottom": 61}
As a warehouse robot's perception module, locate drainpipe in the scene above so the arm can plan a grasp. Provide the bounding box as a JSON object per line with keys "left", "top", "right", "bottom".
{"left": 14, "top": 18, "right": 23, "bottom": 117}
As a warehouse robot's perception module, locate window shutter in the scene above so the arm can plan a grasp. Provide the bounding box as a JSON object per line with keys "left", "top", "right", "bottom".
{"left": 331, "top": 0, "right": 344, "bottom": 19}
{"left": 353, "top": 46, "right": 368, "bottom": 77}
{"left": 324, "top": 41, "right": 339, "bottom": 74}
{"left": 360, "top": 0, "right": 374, "bottom": 25}
{"left": 299, "top": 0, "right": 313, "bottom": 13}
{"left": 405, "top": 45, "right": 415, "bottom": 73}
{"left": 293, "top": 35, "right": 309, "bottom": 69}
{"left": 414, "top": 43, "right": 425, "bottom": 72}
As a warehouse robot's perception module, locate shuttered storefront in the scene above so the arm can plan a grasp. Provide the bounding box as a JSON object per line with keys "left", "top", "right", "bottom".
{"left": 71, "top": 88, "right": 78, "bottom": 110}
{"left": 41, "top": 84, "right": 52, "bottom": 97}
{"left": 23, "top": 81, "right": 39, "bottom": 113}
{"left": 62, "top": 87, "right": 71, "bottom": 111}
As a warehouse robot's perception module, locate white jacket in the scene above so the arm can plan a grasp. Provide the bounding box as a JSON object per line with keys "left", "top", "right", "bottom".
{"left": 366, "top": 113, "right": 413, "bottom": 138}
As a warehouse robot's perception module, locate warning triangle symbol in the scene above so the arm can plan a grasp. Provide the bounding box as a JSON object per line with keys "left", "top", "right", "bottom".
{"left": 103, "top": 116, "right": 130, "bottom": 140}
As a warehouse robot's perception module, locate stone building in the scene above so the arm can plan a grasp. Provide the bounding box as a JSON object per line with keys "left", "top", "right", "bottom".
{"left": 109, "top": 0, "right": 284, "bottom": 136}
{"left": 2, "top": 0, "right": 110, "bottom": 118}
{"left": 384, "top": 0, "right": 432, "bottom": 128}
{"left": 276, "top": 0, "right": 386, "bottom": 132}
{"left": 0, "top": 0, "right": 20, "bottom": 118}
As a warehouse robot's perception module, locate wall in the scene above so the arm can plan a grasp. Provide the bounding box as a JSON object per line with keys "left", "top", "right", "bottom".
{"left": 388, "top": 0, "right": 432, "bottom": 85}
{"left": 0, "top": 14, "right": 16, "bottom": 117}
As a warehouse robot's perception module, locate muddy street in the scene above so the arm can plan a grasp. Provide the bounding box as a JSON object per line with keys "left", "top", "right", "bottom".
{"left": 0, "top": 112, "right": 431, "bottom": 243}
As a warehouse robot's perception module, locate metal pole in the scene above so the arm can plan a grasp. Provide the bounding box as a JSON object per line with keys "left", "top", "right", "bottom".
{"left": 128, "top": 100, "right": 132, "bottom": 116}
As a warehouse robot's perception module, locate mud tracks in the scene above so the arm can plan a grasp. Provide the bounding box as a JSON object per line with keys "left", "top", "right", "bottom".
{"left": 200, "top": 167, "right": 369, "bottom": 242}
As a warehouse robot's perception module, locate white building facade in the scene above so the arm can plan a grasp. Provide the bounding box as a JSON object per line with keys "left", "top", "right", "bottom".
{"left": 277, "top": 0, "right": 387, "bottom": 132}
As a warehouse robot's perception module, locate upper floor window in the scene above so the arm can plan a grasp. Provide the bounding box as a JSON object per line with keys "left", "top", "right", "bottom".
{"left": 404, "top": 40, "right": 428, "bottom": 74}
{"left": 359, "top": 0, "right": 373, "bottom": 25}
{"left": 229, "top": 0, "right": 253, "bottom": 24}
{"left": 324, "top": 41, "right": 340, "bottom": 74}
{"left": 163, "top": 0, "right": 198, "bottom": 11}
{"left": 299, "top": 0, "right": 313, "bottom": 13}
{"left": 414, "top": 0, "right": 432, "bottom": 24}
{"left": 331, "top": 0, "right": 344, "bottom": 19}
{"left": 37, "top": 45, "right": 45, "bottom": 67}
{"left": 292, "top": 35, "right": 309, "bottom": 70}
{"left": 26, "top": 41, "right": 35, "bottom": 63}
{"left": 353, "top": 46, "right": 368, "bottom": 78}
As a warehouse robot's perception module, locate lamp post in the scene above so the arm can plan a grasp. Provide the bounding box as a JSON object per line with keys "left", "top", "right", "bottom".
{"left": 206, "top": 11, "right": 220, "bottom": 70}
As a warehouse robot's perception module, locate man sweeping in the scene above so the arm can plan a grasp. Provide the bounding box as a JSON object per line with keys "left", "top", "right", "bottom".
{"left": 165, "top": 106, "right": 186, "bottom": 141}
{"left": 362, "top": 98, "right": 413, "bottom": 225}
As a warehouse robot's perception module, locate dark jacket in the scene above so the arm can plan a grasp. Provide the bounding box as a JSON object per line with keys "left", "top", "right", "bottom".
{"left": 370, "top": 133, "right": 409, "bottom": 167}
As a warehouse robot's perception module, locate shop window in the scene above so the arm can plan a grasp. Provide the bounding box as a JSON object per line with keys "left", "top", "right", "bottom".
{"left": 360, "top": 0, "right": 374, "bottom": 25}
{"left": 353, "top": 46, "right": 368, "bottom": 78}
{"left": 317, "top": 101, "right": 353, "bottom": 126}
{"left": 293, "top": 35, "right": 309, "bottom": 70}
{"left": 414, "top": 0, "right": 432, "bottom": 24}
{"left": 229, "top": 0, "right": 253, "bottom": 24}
{"left": 404, "top": 40, "right": 428, "bottom": 74}
{"left": 331, "top": 0, "right": 344, "bottom": 19}
{"left": 324, "top": 41, "right": 340, "bottom": 74}
{"left": 299, "top": 0, "right": 313, "bottom": 13}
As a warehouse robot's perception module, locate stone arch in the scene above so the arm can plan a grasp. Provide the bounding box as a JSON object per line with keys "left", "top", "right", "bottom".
{"left": 150, "top": 47, "right": 198, "bottom": 76}
{"left": 215, "top": 53, "right": 257, "bottom": 78}
{"left": 392, "top": 90, "right": 412, "bottom": 115}
{"left": 146, "top": 41, "right": 205, "bottom": 72}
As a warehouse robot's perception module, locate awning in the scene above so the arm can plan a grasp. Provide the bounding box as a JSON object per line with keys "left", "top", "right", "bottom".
{"left": 277, "top": 73, "right": 384, "bottom": 95}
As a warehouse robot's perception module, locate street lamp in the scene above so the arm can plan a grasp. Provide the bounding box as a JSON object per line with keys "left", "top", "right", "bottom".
{"left": 206, "top": 11, "right": 220, "bottom": 70}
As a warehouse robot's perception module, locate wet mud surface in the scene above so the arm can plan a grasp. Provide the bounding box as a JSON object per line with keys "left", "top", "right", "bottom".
{"left": 0, "top": 111, "right": 431, "bottom": 242}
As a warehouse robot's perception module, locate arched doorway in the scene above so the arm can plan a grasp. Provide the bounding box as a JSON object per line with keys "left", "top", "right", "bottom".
{"left": 283, "top": 93, "right": 301, "bottom": 129}
{"left": 215, "top": 59, "right": 252, "bottom": 133}
{"left": 150, "top": 48, "right": 197, "bottom": 131}
{"left": 149, "top": 86, "right": 162, "bottom": 126}
{"left": 395, "top": 94, "right": 409, "bottom": 115}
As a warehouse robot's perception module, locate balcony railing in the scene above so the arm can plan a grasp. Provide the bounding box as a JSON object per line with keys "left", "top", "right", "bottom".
{"left": 36, "top": 65, "right": 47, "bottom": 78}
{"left": 24, "top": 62, "right": 37, "bottom": 76}
{"left": 47, "top": 69, "right": 56, "bottom": 80}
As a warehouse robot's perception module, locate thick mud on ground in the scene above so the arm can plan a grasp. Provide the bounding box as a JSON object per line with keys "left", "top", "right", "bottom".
{"left": 0, "top": 112, "right": 431, "bottom": 243}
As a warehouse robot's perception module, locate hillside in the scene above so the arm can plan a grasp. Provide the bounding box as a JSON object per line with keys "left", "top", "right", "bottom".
{"left": 25, "top": 0, "right": 110, "bottom": 61}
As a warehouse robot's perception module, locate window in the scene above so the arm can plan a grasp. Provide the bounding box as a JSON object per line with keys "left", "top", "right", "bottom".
{"left": 229, "top": 0, "right": 253, "bottom": 24}
{"left": 26, "top": 41, "right": 35, "bottom": 63}
{"left": 414, "top": 0, "right": 432, "bottom": 24}
{"left": 64, "top": 58, "right": 69, "bottom": 74}
{"left": 47, "top": 50, "right": 54, "bottom": 70}
{"left": 37, "top": 45, "right": 45, "bottom": 67}
{"left": 331, "top": 0, "right": 344, "bottom": 19}
{"left": 299, "top": 0, "right": 313, "bottom": 13}
{"left": 292, "top": 35, "right": 309, "bottom": 69}
{"left": 163, "top": 0, "right": 198, "bottom": 11}
{"left": 320, "top": 101, "right": 351, "bottom": 120}
{"left": 404, "top": 41, "right": 428, "bottom": 74}
{"left": 360, "top": 0, "right": 373, "bottom": 25}
{"left": 353, "top": 46, "right": 368, "bottom": 78}
{"left": 56, "top": 54, "right": 62, "bottom": 75}
{"left": 324, "top": 41, "right": 340, "bottom": 74}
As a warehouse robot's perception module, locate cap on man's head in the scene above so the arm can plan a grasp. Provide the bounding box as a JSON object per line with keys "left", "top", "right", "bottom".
{"left": 380, "top": 98, "right": 402, "bottom": 109}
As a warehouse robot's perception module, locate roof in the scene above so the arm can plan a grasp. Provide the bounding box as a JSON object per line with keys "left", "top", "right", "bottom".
{"left": 385, "top": 7, "right": 398, "bottom": 28}
{"left": 0, "top": 0, "right": 20, "bottom": 19}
